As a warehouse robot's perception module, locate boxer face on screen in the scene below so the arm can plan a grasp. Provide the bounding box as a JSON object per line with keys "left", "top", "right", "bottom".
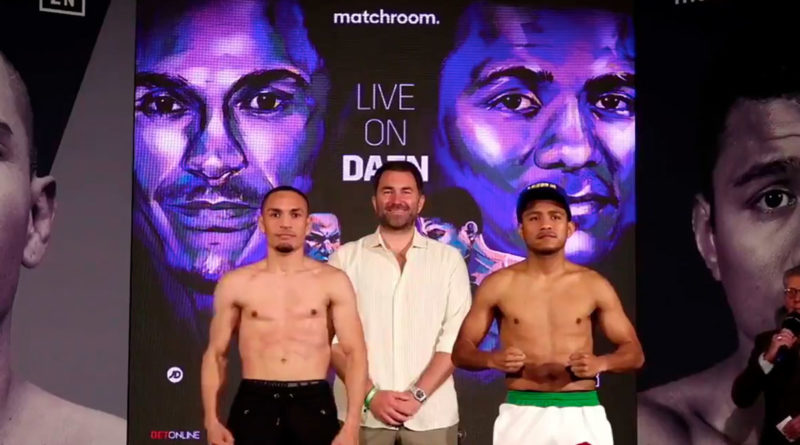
{"left": 437, "top": 6, "right": 635, "bottom": 264}
{"left": 419, "top": 216, "right": 459, "bottom": 245}
{"left": 0, "top": 56, "right": 55, "bottom": 319}
{"left": 134, "top": 0, "right": 327, "bottom": 285}
{"left": 694, "top": 98, "right": 800, "bottom": 341}
{"left": 304, "top": 213, "right": 340, "bottom": 262}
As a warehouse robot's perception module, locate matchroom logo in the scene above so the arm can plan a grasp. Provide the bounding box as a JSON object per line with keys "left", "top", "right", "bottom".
{"left": 334, "top": 10, "right": 440, "bottom": 25}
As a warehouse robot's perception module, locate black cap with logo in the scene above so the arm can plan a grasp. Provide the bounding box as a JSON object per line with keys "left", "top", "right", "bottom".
{"left": 516, "top": 182, "right": 572, "bottom": 223}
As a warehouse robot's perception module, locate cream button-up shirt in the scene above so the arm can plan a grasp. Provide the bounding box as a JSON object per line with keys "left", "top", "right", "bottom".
{"left": 329, "top": 228, "right": 472, "bottom": 431}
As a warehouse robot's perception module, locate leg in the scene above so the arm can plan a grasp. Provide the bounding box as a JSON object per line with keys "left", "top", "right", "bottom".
{"left": 360, "top": 427, "right": 399, "bottom": 445}
{"left": 398, "top": 425, "right": 459, "bottom": 445}
{"left": 227, "top": 390, "right": 283, "bottom": 445}
{"left": 573, "top": 406, "right": 614, "bottom": 445}
{"left": 493, "top": 403, "right": 551, "bottom": 445}
{"left": 286, "top": 387, "right": 341, "bottom": 445}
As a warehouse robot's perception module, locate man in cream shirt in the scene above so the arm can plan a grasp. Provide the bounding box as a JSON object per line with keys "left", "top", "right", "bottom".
{"left": 329, "top": 161, "right": 471, "bottom": 444}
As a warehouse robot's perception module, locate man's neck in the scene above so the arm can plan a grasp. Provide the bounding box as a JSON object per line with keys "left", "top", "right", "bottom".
{"left": 0, "top": 314, "right": 15, "bottom": 421}
{"left": 378, "top": 225, "right": 415, "bottom": 255}
{"left": 525, "top": 250, "right": 568, "bottom": 276}
{"left": 264, "top": 249, "right": 307, "bottom": 273}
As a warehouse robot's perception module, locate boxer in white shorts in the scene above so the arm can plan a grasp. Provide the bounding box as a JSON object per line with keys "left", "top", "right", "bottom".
{"left": 451, "top": 182, "right": 645, "bottom": 445}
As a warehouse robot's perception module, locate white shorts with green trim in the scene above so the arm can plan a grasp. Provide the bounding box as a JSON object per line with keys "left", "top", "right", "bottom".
{"left": 493, "top": 390, "right": 613, "bottom": 445}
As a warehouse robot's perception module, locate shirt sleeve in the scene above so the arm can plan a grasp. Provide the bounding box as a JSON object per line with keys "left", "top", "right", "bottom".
{"left": 758, "top": 353, "right": 774, "bottom": 374}
{"left": 435, "top": 251, "right": 472, "bottom": 353}
{"left": 731, "top": 332, "right": 773, "bottom": 408}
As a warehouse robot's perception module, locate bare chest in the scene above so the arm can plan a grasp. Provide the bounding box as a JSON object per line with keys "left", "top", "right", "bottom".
{"left": 498, "top": 289, "right": 595, "bottom": 335}
{"left": 237, "top": 275, "right": 330, "bottom": 325}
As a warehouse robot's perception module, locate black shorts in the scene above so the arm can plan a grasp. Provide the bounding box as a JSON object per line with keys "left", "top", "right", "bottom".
{"left": 227, "top": 379, "right": 340, "bottom": 445}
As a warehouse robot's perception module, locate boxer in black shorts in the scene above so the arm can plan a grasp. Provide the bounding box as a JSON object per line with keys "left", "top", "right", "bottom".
{"left": 227, "top": 380, "right": 340, "bottom": 444}
{"left": 201, "top": 187, "right": 367, "bottom": 445}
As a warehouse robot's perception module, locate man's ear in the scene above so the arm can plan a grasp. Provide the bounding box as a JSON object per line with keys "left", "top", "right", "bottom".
{"left": 22, "top": 176, "right": 56, "bottom": 269}
{"left": 692, "top": 194, "right": 721, "bottom": 281}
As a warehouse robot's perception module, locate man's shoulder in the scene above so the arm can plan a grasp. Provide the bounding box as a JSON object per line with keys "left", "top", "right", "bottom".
{"left": 333, "top": 234, "right": 374, "bottom": 257}
{"left": 639, "top": 364, "right": 752, "bottom": 445}
{"left": 567, "top": 263, "right": 607, "bottom": 283}
{"left": 639, "top": 365, "right": 730, "bottom": 425}
{"left": 638, "top": 389, "right": 692, "bottom": 444}
{"left": 220, "top": 263, "right": 261, "bottom": 283}
{"left": 640, "top": 378, "right": 697, "bottom": 412}
{"left": 6, "top": 382, "right": 126, "bottom": 445}
{"left": 315, "top": 261, "right": 349, "bottom": 280}
{"left": 483, "top": 265, "right": 518, "bottom": 285}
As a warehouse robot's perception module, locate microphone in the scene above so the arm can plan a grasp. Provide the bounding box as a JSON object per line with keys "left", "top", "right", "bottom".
{"left": 775, "top": 312, "right": 800, "bottom": 363}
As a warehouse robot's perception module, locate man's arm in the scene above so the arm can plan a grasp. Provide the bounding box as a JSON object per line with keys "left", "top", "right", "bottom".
{"left": 574, "top": 274, "right": 644, "bottom": 375}
{"left": 329, "top": 269, "right": 368, "bottom": 431}
{"left": 452, "top": 271, "right": 524, "bottom": 372}
{"left": 327, "top": 249, "right": 373, "bottom": 390}
{"left": 201, "top": 275, "right": 241, "bottom": 435}
{"left": 731, "top": 332, "right": 775, "bottom": 408}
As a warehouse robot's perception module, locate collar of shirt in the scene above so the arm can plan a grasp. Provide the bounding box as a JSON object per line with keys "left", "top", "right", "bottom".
{"left": 364, "top": 226, "right": 429, "bottom": 251}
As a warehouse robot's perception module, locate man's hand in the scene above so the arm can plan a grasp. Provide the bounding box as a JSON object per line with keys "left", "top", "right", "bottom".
{"left": 369, "top": 391, "right": 410, "bottom": 426}
{"left": 782, "top": 416, "right": 800, "bottom": 441}
{"left": 568, "top": 353, "right": 607, "bottom": 378}
{"left": 332, "top": 423, "right": 359, "bottom": 445}
{"left": 395, "top": 391, "right": 423, "bottom": 418}
{"left": 205, "top": 420, "right": 234, "bottom": 445}
{"left": 765, "top": 329, "right": 797, "bottom": 363}
{"left": 488, "top": 346, "right": 526, "bottom": 373}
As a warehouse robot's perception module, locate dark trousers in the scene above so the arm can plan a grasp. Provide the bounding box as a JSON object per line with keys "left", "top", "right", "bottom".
{"left": 227, "top": 379, "right": 340, "bottom": 445}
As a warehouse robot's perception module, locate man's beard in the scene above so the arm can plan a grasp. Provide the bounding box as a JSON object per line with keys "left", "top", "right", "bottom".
{"left": 275, "top": 243, "right": 295, "bottom": 253}
{"left": 379, "top": 204, "right": 417, "bottom": 230}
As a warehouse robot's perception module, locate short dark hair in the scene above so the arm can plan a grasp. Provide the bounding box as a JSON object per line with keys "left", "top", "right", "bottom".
{"left": 785, "top": 265, "right": 800, "bottom": 284}
{"left": 260, "top": 186, "right": 310, "bottom": 214}
{"left": 372, "top": 161, "right": 424, "bottom": 194}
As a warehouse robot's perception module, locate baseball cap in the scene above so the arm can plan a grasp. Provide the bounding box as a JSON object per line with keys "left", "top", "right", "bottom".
{"left": 516, "top": 182, "right": 572, "bottom": 223}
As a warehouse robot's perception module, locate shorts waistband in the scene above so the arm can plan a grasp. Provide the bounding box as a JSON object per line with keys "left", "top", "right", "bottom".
{"left": 506, "top": 390, "right": 600, "bottom": 407}
{"left": 237, "top": 379, "right": 330, "bottom": 397}
{"left": 241, "top": 379, "right": 327, "bottom": 388}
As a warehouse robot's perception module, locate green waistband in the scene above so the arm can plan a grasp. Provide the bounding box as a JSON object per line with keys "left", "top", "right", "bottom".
{"left": 506, "top": 390, "right": 600, "bottom": 407}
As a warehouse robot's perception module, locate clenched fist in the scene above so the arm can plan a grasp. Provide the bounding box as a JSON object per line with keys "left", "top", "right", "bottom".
{"left": 489, "top": 346, "right": 526, "bottom": 373}
{"left": 568, "top": 353, "right": 607, "bottom": 378}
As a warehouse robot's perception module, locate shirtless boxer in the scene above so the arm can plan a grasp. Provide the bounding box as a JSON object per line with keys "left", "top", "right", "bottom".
{"left": 452, "top": 182, "right": 644, "bottom": 445}
{"left": 201, "top": 186, "right": 368, "bottom": 445}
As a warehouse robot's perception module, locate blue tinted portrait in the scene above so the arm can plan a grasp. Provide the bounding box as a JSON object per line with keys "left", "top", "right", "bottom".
{"left": 436, "top": 5, "right": 635, "bottom": 266}
{"left": 305, "top": 213, "right": 341, "bottom": 262}
{"left": 134, "top": 0, "right": 328, "bottom": 315}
